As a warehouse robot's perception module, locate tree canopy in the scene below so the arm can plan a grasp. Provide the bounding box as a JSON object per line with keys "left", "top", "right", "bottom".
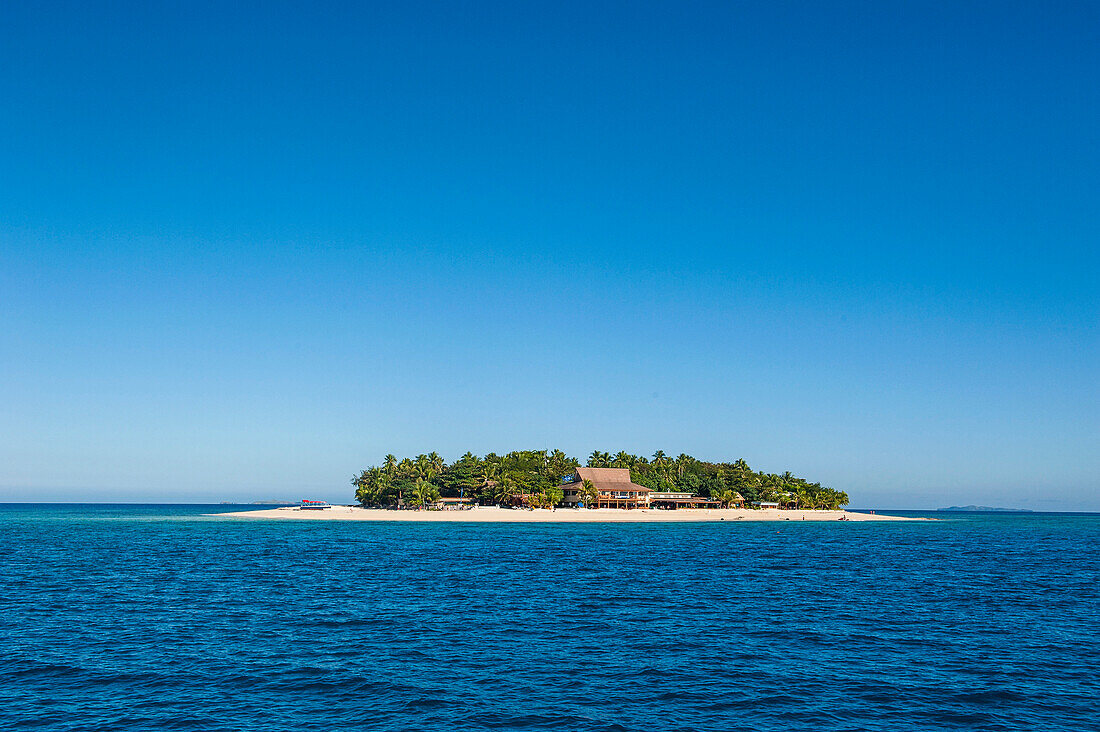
{"left": 352, "top": 450, "right": 848, "bottom": 510}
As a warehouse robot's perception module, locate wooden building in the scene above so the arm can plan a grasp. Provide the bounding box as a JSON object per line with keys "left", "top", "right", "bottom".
{"left": 560, "top": 467, "right": 653, "bottom": 509}
{"left": 433, "top": 496, "right": 474, "bottom": 510}
{"left": 650, "top": 492, "right": 724, "bottom": 509}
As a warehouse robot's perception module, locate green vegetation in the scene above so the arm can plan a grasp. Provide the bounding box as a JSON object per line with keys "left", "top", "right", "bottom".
{"left": 351, "top": 450, "right": 849, "bottom": 510}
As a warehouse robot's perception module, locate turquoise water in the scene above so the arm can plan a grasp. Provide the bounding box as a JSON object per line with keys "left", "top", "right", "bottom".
{"left": 2, "top": 505, "right": 1098, "bottom": 731}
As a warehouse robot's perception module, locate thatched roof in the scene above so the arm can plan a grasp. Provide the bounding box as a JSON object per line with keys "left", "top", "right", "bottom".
{"left": 572, "top": 467, "right": 652, "bottom": 492}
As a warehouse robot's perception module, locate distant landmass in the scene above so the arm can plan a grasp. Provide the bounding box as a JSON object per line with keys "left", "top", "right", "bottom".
{"left": 250, "top": 500, "right": 296, "bottom": 505}
{"left": 938, "top": 505, "right": 1032, "bottom": 513}
{"left": 219, "top": 500, "right": 296, "bottom": 505}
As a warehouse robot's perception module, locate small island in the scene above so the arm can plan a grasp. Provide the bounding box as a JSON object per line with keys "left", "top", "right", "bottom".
{"left": 350, "top": 450, "right": 849, "bottom": 509}
{"left": 216, "top": 450, "right": 916, "bottom": 522}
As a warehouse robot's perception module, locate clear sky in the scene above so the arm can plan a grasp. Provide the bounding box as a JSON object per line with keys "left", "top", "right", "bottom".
{"left": 1, "top": 1, "right": 1097, "bottom": 509}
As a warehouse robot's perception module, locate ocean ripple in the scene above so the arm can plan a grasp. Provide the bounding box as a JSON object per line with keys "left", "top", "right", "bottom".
{"left": 1, "top": 506, "right": 1098, "bottom": 731}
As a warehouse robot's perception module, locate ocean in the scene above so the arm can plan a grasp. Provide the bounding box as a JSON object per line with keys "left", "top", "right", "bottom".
{"left": 2, "top": 505, "right": 1097, "bottom": 731}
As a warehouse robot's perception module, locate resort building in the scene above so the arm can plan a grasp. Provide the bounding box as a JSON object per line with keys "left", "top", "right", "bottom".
{"left": 560, "top": 467, "right": 653, "bottom": 509}
{"left": 650, "top": 491, "right": 725, "bottom": 509}
{"left": 433, "top": 496, "right": 474, "bottom": 510}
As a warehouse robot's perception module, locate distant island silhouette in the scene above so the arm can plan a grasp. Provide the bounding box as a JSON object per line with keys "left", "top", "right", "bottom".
{"left": 219, "top": 500, "right": 296, "bottom": 505}
{"left": 938, "top": 505, "right": 1032, "bottom": 513}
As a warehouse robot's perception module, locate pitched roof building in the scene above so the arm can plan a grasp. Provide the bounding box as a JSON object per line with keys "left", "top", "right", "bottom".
{"left": 650, "top": 492, "right": 724, "bottom": 509}
{"left": 561, "top": 467, "right": 653, "bottom": 509}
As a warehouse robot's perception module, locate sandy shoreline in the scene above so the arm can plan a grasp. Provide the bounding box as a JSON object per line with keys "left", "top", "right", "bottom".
{"left": 209, "top": 506, "right": 918, "bottom": 522}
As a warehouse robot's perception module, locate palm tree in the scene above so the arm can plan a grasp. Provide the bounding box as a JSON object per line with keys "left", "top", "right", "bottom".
{"left": 356, "top": 467, "right": 396, "bottom": 506}
{"left": 427, "top": 451, "right": 445, "bottom": 473}
{"left": 412, "top": 476, "right": 438, "bottom": 508}
{"left": 548, "top": 449, "right": 572, "bottom": 482}
{"left": 651, "top": 451, "right": 671, "bottom": 484}
{"left": 493, "top": 476, "right": 518, "bottom": 506}
{"left": 383, "top": 454, "right": 398, "bottom": 476}
{"left": 479, "top": 460, "right": 496, "bottom": 483}
{"left": 546, "top": 485, "right": 564, "bottom": 508}
{"left": 613, "top": 451, "right": 632, "bottom": 468}
{"left": 676, "top": 454, "right": 693, "bottom": 478}
{"left": 351, "top": 470, "right": 374, "bottom": 506}
{"left": 377, "top": 472, "right": 392, "bottom": 503}
{"left": 580, "top": 478, "right": 598, "bottom": 508}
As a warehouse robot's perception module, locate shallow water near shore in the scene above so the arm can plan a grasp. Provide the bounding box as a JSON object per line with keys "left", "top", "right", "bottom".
{"left": 2, "top": 505, "right": 1098, "bottom": 731}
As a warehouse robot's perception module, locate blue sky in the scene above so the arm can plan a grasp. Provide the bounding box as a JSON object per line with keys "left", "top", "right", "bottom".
{"left": 1, "top": 1, "right": 1097, "bottom": 508}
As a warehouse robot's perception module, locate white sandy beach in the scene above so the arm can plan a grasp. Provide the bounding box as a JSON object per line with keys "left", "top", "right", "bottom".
{"left": 211, "top": 505, "right": 916, "bottom": 522}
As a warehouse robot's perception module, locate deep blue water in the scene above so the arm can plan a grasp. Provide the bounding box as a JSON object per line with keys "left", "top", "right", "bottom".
{"left": 2, "top": 505, "right": 1098, "bottom": 731}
